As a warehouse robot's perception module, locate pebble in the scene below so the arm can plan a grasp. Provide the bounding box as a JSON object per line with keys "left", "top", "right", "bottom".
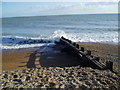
{"left": 13, "top": 74, "right": 18, "bottom": 78}
{"left": 3, "top": 74, "right": 8, "bottom": 79}
{"left": 0, "top": 66, "right": 119, "bottom": 89}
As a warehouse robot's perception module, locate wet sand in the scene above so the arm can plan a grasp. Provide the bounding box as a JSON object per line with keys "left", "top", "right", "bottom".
{"left": 2, "top": 51, "right": 33, "bottom": 71}
{"left": 2, "top": 45, "right": 80, "bottom": 71}
{"left": 2, "top": 42, "right": 119, "bottom": 72}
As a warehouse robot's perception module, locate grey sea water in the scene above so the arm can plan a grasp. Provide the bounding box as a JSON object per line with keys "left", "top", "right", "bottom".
{"left": 2, "top": 14, "right": 118, "bottom": 49}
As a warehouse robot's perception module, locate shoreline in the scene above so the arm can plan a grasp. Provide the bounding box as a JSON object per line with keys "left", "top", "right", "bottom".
{"left": 1, "top": 42, "right": 119, "bottom": 89}
{"left": 2, "top": 41, "right": 118, "bottom": 53}
{"left": 1, "top": 42, "right": 119, "bottom": 72}
{"left": 2, "top": 41, "right": 118, "bottom": 51}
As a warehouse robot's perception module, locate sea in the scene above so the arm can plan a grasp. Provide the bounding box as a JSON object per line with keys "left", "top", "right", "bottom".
{"left": 1, "top": 14, "right": 118, "bottom": 49}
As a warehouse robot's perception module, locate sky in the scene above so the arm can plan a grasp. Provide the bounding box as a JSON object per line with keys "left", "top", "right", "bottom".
{"left": 1, "top": 0, "right": 119, "bottom": 17}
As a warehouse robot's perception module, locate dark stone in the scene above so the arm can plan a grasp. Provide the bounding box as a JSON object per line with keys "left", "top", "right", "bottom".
{"left": 100, "top": 81, "right": 107, "bottom": 85}
{"left": 90, "top": 70, "right": 95, "bottom": 72}
{"left": 57, "top": 78, "right": 63, "bottom": 81}
{"left": 69, "top": 71, "right": 73, "bottom": 75}
{"left": 60, "top": 74, "right": 66, "bottom": 77}
{"left": 3, "top": 74, "right": 8, "bottom": 78}
{"left": 37, "top": 83, "right": 43, "bottom": 88}
{"left": 78, "top": 72, "right": 81, "bottom": 74}
{"left": 13, "top": 79, "right": 21, "bottom": 82}
{"left": 82, "top": 72, "right": 87, "bottom": 75}
{"left": 80, "top": 85, "right": 87, "bottom": 89}
{"left": 26, "top": 76, "right": 31, "bottom": 81}
{"left": 49, "top": 82, "right": 55, "bottom": 87}
{"left": 66, "top": 70, "right": 68, "bottom": 73}
{"left": 77, "top": 75, "right": 82, "bottom": 77}
{"left": 13, "top": 79, "right": 22, "bottom": 84}
{"left": 110, "top": 86, "right": 117, "bottom": 90}
{"left": 19, "top": 87, "right": 24, "bottom": 90}
{"left": 94, "top": 72, "right": 98, "bottom": 75}
{"left": 67, "top": 75, "right": 73, "bottom": 78}
{"left": 106, "top": 74, "right": 112, "bottom": 78}
{"left": 13, "top": 74, "right": 18, "bottom": 78}
{"left": 67, "top": 84, "right": 76, "bottom": 88}
{"left": 38, "top": 75, "right": 42, "bottom": 78}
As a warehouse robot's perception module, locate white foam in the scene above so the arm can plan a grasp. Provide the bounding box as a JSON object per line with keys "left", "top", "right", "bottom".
{"left": 2, "top": 43, "right": 56, "bottom": 49}
{"left": 66, "top": 31, "right": 118, "bottom": 44}
{"left": 50, "top": 30, "right": 68, "bottom": 39}
{"left": 2, "top": 29, "right": 118, "bottom": 49}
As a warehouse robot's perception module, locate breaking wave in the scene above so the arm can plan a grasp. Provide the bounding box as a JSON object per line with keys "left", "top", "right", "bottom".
{"left": 2, "top": 29, "right": 118, "bottom": 49}
{"left": 2, "top": 30, "right": 67, "bottom": 49}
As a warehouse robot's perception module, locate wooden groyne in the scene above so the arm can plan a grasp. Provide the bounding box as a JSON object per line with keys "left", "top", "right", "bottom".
{"left": 56, "top": 36, "right": 114, "bottom": 72}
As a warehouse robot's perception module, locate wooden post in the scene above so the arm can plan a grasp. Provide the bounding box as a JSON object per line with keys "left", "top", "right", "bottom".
{"left": 73, "top": 42, "right": 76, "bottom": 46}
{"left": 92, "top": 57, "right": 99, "bottom": 62}
{"left": 106, "top": 61, "right": 113, "bottom": 71}
{"left": 94, "top": 57, "right": 99, "bottom": 62}
{"left": 81, "top": 47, "right": 84, "bottom": 52}
{"left": 61, "top": 36, "right": 64, "bottom": 39}
{"left": 76, "top": 44, "right": 80, "bottom": 49}
{"left": 68, "top": 40, "right": 71, "bottom": 43}
{"left": 65, "top": 38, "right": 68, "bottom": 41}
{"left": 86, "top": 50, "right": 91, "bottom": 55}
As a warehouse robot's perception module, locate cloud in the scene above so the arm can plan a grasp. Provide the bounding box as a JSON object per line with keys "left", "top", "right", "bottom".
{"left": 2, "top": 1, "right": 118, "bottom": 17}
{"left": 2, "top": 0, "right": 119, "bottom": 2}
{"left": 87, "top": 0, "right": 119, "bottom": 2}
{"left": 28, "top": 2, "right": 118, "bottom": 15}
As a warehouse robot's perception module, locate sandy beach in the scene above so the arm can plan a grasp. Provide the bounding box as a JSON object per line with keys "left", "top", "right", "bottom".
{"left": 2, "top": 44, "right": 81, "bottom": 71}
{"left": 1, "top": 42, "right": 119, "bottom": 89}
{"left": 2, "top": 42, "right": 118, "bottom": 71}
{"left": 2, "top": 3, "right": 119, "bottom": 88}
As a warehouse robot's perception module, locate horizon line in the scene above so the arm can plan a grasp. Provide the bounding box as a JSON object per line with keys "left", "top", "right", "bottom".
{"left": 2, "top": 13, "right": 118, "bottom": 18}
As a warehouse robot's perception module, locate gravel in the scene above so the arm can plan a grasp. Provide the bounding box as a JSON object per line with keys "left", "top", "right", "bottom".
{"left": 0, "top": 66, "right": 119, "bottom": 89}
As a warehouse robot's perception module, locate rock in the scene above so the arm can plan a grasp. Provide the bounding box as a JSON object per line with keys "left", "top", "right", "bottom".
{"left": 13, "top": 74, "right": 18, "bottom": 78}
{"left": 0, "top": 81, "right": 3, "bottom": 85}
{"left": 77, "top": 72, "right": 81, "bottom": 74}
{"left": 57, "top": 78, "right": 63, "bottom": 82}
{"left": 60, "top": 84, "right": 65, "bottom": 88}
{"left": 82, "top": 72, "right": 87, "bottom": 75}
{"left": 0, "top": 65, "right": 119, "bottom": 89}
{"left": 94, "top": 72, "right": 99, "bottom": 76}
{"left": 49, "top": 82, "right": 55, "bottom": 87}
{"left": 80, "top": 85, "right": 88, "bottom": 89}
{"left": 85, "top": 81, "right": 92, "bottom": 86}
{"left": 66, "top": 84, "right": 75, "bottom": 88}
{"left": 26, "top": 76, "right": 31, "bottom": 81}
{"left": 60, "top": 74, "right": 66, "bottom": 77}
{"left": 37, "top": 83, "right": 43, "bottom": 88}
{"left": 21, "top": 76, "right": 26, "bottom": 82}
{"left": 3, "top": 74, "right": 8, "bottom": 79}
{"left": 100, "top": 81, "right": 107, "bottom": 85}
{"left": 55, "top": 84, "right": 60, "bottom": 88}
{"left": 13, "top": 79, "right": 22, "bottom": 85}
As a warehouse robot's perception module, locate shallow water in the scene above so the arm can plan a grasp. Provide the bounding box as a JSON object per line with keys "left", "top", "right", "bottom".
{"left": 2, "top": 14, "right": 118, "bottom": 49}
